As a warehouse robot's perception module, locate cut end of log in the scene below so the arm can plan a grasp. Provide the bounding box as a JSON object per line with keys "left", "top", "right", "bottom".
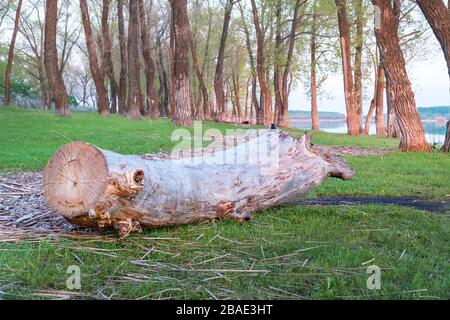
{"left": 43, "top": 141, "right": 108, "bottom": 218}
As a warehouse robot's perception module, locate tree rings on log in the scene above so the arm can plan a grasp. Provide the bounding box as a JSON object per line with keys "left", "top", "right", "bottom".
{"left": 43, "top": 141, "right": 108, "bottom": 217}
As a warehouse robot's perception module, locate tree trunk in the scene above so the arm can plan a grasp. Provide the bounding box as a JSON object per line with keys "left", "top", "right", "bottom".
{"left": 127, "top": 0, "right": 142, "bottom": 119}
{"left": 156, "top": 35, "right": 169, "bottom": 117}
{"left": 4, "top": 0, "right": 23, "bottom": 106}
{"left": 279, "top": 0, "right": 303, "bottom": 127}
{"left": 101, "top": 0, "right": 118, "bottom": 114}
{"left": 364, "top": 63, "right": 382, "bottom": 135}
{"left": 386, "top": 78, "right": 400, "bottom": 138}
{"left": 441, "top": 120, "right": 450, "bottom": 152}
{"left": 273, "top": 0, "right": 283, "bottom": 126}
{"left": 188, "top": 21, "right": 210, "bottom": 120}
{"left": 238, "top": 3, "right": 261, "bottom": 125}
{"left": 117, "top": 0, "right": 127, "bottom": 115}
{"left": 168, "top": 18, "right": 176, "bottom": 118}
{"left": 353, "top": 0, "right": 364, "bottom": 133}
{"left": 44, "top": 0, "right": 70, "bottom": 117}
{"left": 375, "top": 67, "right": 386, "bottom": 136}
{"left": 80, "top": 0, "right": 110, "bottom": 116}
{"left": 372, "top": 0, "right": 430, "bottom": 151}
{"left": 169, "top": 0, "right": 192, "bottom": 127}
{"left": 43, "top": 131, "right": 355, "bottom": 238}
{"left": 214, "top": 0, "right": 234, "bottom": 122}
{"left": 232, "top": 72, "right": 242, "bottom": 123}
{"left": 38, "top": 66, "right": 48, "bottom": 109}
{"left": 251, "top": 0, "right": 272, "bottom": 127}
{"left": 138, "top": 0, "right": 159, "bottom": 119}
{"left": 310, "top": 0, "right": 319, "bottom": 131}
{"left": 416, "top": 0, "right": 450, "bottom": 83}
{"left": 244, "top": 75, "right": 250, "bottom": 121}
{"left": 335, "top": 0, "right": 359, "bottom": 136}
{"left": 364, "top": 64, "right": 380, "bottom": 135}
{"left": 199, "top": 7, "right": 213, "bottom": 119}
{"left": 364, "top": 99, "right": 376, "bottom": 135}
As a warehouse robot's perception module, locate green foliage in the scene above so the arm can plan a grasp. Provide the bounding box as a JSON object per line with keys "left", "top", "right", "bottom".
{"left": 68, "top": 95, "right": 79, "bottom": 107}
{"left": 0, "top": 45, "right": 39, "bottom": 97}
{"left": 298, "top": 0, "right": 340, "bottom": 99}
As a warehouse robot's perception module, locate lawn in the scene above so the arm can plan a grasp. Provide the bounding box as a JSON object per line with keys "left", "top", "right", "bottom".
{"left": 0, "top": 106, "right": 449, "bottom": 299}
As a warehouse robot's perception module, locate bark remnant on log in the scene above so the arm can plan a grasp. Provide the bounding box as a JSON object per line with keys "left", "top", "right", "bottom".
{"left": 43, "top": 131, "right": 355, "bottom": 238}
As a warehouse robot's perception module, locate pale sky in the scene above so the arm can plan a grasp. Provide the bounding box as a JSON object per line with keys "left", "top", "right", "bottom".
{"left": 289, "top": 39, "right": 450, "bottom": 114}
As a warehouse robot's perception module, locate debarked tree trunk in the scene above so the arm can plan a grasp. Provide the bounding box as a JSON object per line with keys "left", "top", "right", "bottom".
{"left": 43, "top": 131, "right": 355, "bottom": 238}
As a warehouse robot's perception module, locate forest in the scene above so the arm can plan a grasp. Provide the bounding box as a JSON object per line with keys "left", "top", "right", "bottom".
{"left": 0, "top": 0, "right": 449, "bottom": 301}
{"left": 1, "top": 0, "right": 449, "bottom": 150}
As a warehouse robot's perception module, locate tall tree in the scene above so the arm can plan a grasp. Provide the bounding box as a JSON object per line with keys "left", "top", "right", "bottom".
{"left": 18, "top": 2, "right": 52, "bottom": 109}
{"left": 156, "top": 24, "right": 169, "bottom": 117}
{"left": 273, "top": 0, "right": 283, "bottom": 126}
{"left": 117, "top": 0, "right": 127, "bottom": 115}
{"left": 375, "top": 67, "right": 386, "bottom": 136}
{"left": 169, "top": 0, "right": 192, "bottom": 126}
{"left": 250, "top": 0, "right": 272, "bottom": 126}
{"left": 127, "top": 0, "right": 142, "bottom": 119}
{"left": 364, "top": 63, "right": 384, "bottom": 135}
{"left": 238, "top": 2, "right": 262, "bottom": 124}
{"left": 310, "top": 0, "right": 319, "bottom": 131}
{"left": 214, "top": 0, "right": 234, "bottom": 121}
{"left": 231, "top": 46, "right": 243, "bottom": 122}
{"left": 80, "top": 0, "right": 110, "bottom": 115}
{"left": 416, "top": 0, "right": 450, "bottom": 84}
{"left": 101, "top": 0, "right": 118, "bottom": 114}
{"left": 278, "top": 0, "right": 303, "bottom": 127}
{"left": 44, "top": 0, "right": 70, "bottom": 116}
{"left": 353, "top": 0, "right": 364, "bottom": 133}
{"left": 139, "top": 0, "right": 159, "bottom": 118}
{"left": 372, "top": 0, "right": 429, "bottom": 151}
{"left": 4, "top": 0, "right": 23, "bottom": 106}
{"left": 335, "top": 0, "right": 359, "bottom": 136}
{"left": 188, "top": 17, "right": 210, "bottom": 120}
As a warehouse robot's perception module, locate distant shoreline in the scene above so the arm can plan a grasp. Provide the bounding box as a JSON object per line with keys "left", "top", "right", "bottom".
{"left": 290, "top": 118, "right": 345, "bottom": 124}
{"left": 290, "top": 117, "right": 447, "bottom": 124}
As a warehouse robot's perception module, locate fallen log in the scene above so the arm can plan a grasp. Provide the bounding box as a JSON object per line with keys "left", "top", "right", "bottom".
{"left": 43, "top": 131, "right": 355, "bottom": 238}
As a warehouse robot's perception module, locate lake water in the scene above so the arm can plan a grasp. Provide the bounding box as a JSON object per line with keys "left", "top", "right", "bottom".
{"left": 291, "top": 120, "right": 447, "bottom": 144}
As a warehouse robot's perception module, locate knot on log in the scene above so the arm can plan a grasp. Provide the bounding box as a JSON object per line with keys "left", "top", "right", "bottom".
{"left": 106, "top": 170, "right": 145, "bottom": 199}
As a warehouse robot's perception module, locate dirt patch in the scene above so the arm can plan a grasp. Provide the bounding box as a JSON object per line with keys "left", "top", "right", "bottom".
{"left": 310, "top": 145, "right": 390, "bottom": 157}
{"left": 0, "top": 172, "right": 112, "bottom": 241}
{"left": 296, "top": 196, "right": 450, "bottom": 213}
{"left": 140, "top": 131, "right": 391, "bottom": 161}
{"left": 141, "top": 144, "right": 390, "bottom": 161}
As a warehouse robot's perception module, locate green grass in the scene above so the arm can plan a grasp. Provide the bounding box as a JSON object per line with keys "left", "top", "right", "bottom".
{"left": 312, "top": 152, "right": 450, "bottom": 200}
{"left": 0, "top": 106, "right": 449, "bottom": 300}
{"left": 1, "top": 106, "right": 448, "bottom": 200}
{"left": 0, "top": 106, "right": 238, "bottom": 172}
{"left": 1, "top": 205, "right": 448, "bottom": 299}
